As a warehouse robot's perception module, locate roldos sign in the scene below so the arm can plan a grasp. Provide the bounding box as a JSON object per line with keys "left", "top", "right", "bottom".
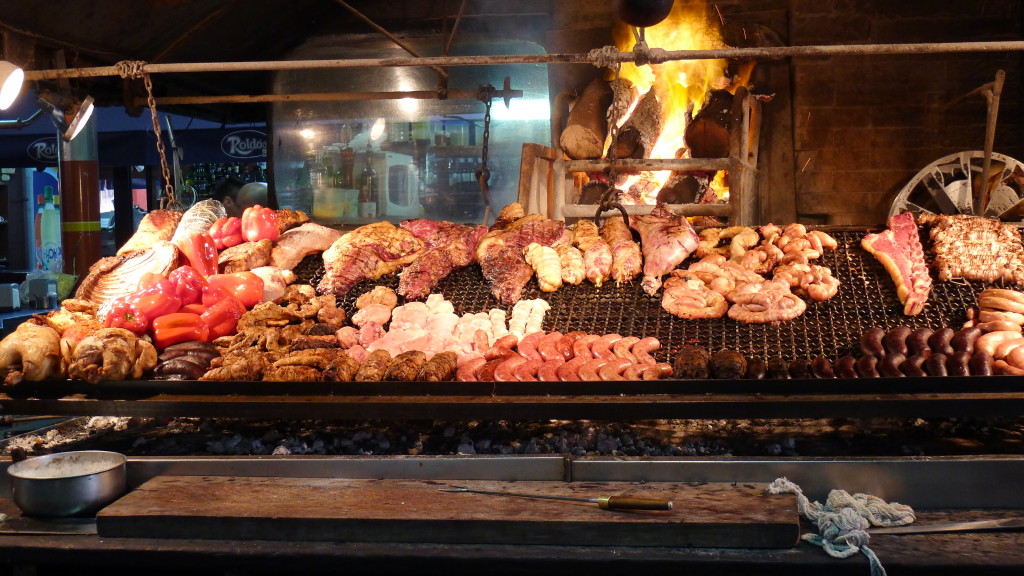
{"left": 220, "top": 130, "right": 267, "bottom": 159}
{"left": 27, "top": 137, "right": 59, "bottom": 164}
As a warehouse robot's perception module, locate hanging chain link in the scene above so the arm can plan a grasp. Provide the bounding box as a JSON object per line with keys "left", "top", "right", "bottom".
{"left": 142, "top": 73, "right": 180, "bottom": 210}
{"left": 475, "top": 84, "right": 495, "bottom": 225}
{"left": 596, "top": 62, "right": 628, "bottom": 225}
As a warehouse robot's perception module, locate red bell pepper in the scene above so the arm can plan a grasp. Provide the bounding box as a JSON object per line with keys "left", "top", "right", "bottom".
{"left": 201, "top": 297, "right": 246, "bottom": 340}
{"left": 128, "top": 273, "right": 182, "bottom": 321}
{"left": 102, "top": 296, "right": 148, "bottom": 336}
{"left": 206, "top": 272, "right": 264, "bottom": 309}
{"left": 174, "top": 232, "right": 219, "bottom": 277}
{"left": 151, "top": 312, "right": 210, "bottom": 350}
{"left": 178, "top": 302, "right": 208, "bottom": 316}
{"left": 241, "top": 205, "right": 279, "bottom": 242}
{"left": 210, "top": 216, "right": 243, "bottom": 250}
{"left": 168, "top": 265, "right": 208, "bottom": 305}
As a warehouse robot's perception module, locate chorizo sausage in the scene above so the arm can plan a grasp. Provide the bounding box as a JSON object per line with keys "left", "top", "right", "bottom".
{"left": 537, "top": 360, "right": 564, "bottom": 381}
{"left": 599, "top": 358, "right": 633, "bottom": 381}
{"left": 641, "top": 363, "right": 674, "bottom": 381}
{"left": 631, "top": 337, "right": 661, "bottom": 365}
{"left": 573, "top": 335, "right": 600, "bottom": 360}
{"left": 974, "top": 330, "right": 1022, "bottom": 357}
{"left": 557, "top": 357, "right": 588, "bottom": 382}
{"left": 517, "top": 332, "right": 545, "bottom": 362}
{"left": 611, "top": 336, "right": 640, "bottom": 362}
{"left": 591, "top": 334, "right": 623, "bottom": 359}
{"left": 578, "top": 358, "right": 610, "bottom": 381}
{"left": 455, "top": 357, "right": 487, "bottom": 382}
{"left": 537, "top": 331, "right": 565, "bottom": 362}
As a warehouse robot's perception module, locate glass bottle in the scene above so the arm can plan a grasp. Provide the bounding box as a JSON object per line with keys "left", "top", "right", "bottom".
{"left": 358, "top": 151, "right": 378, "bottom": 219}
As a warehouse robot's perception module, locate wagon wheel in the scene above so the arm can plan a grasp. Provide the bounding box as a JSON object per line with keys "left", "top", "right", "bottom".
{"left": 889, "top": 150, "right": 1024, "bottom": 222}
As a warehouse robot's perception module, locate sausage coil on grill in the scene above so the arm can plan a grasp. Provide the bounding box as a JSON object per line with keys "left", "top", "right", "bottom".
{"left": 877, "top": 353, "right": 906, "bottom": 378}
{"left": 810, "top": 356, "right": 835, "bottom": 378}
{"left": 860, "top": 327, "right": 886, "bottom": 358}
{"left": 855, "top": 355, "right": 880, "bottom": 378}
{"left": 928, "top": 328, "right": 955, "bottom": 355}
{"left": 924, "top": 353, "right": 948, "bottom": 377}
{"left": 945, "top": 351, "right": 972, "bottom": 377}
{"left": 906, "top": 328, "right": 934, "bottom": 357}
{"left": 900, "top": 355, "right": 927, "bottom": 378}
{"left": 834, "top": 356, "right": 858, "bottom": 379}
{"left": 883, "top": 326, "right": 912, "bottom": 356}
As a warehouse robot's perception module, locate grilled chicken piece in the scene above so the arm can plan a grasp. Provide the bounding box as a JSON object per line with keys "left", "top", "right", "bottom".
{"left": 275, "top": 208, "right": 311, "bottom": 235}
{"left": 249, "top": 266, "right": 297, "bottom": 303}
{"left": 270, "top": 222, "right": 343, "bottom": 271}
{"left": 67, "top": 328, "right": 157, "bottom": 384}
{"left": 0, "top": 321, "right": 63, "bottom": 386}
{"left": 630, "top": 203, "right": 700, "bottom": 295}
{"left": 317, "top": 222, "right": 425, "bottom": 297}
{"left": 218, "top": 239, "right": 273, "bottom": 273}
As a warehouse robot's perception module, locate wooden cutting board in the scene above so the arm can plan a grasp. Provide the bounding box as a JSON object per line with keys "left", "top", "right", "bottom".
{"left": 96, "top": 477, "right": 800, "bottom": 548}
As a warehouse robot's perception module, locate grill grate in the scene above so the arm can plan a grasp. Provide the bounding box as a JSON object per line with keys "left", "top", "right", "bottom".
{"left": 293, "top": 227, "right": 1000, "bottom": 364}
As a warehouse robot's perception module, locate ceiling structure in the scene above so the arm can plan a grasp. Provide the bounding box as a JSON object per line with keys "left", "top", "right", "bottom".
{"left": 0, "top": 0, "right": 555, "bottom": 125}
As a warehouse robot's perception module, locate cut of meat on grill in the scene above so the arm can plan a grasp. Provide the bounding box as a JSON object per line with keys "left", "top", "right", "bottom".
{"left": 600, "top": 217, "right": 643, "bottom": 285}
{"left": 270, "top": 223, "right": 344, "bottom": 271}
{"left": 474, "top": 205, "right": 565, "bottom": 305}
{"left": 630, "top": 203, "right": 700, "bottom": 295}
{"left": 398, "top": 219, "right": 488, "bottom": 301}
{"left": 918, "top": 213, "right": 1024, "bottom": 285}
{"left": 861, "top": 211, "right": 932, "bottom": 316}
{"left": 218, "top": 239, "right": 272, "bottom": 273}
{"left": 317, "top": 222, "right": 425, "bottom": 297}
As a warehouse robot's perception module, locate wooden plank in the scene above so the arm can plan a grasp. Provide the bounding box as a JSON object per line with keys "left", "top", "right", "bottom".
{"left": 97, "top": 478, "right": 799, "bottom": 548}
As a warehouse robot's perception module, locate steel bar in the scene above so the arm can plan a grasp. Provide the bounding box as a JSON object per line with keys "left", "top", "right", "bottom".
{"left": 3, "top": 392, "right": 1024, "bottom": 420}
{"left": 23, "top": 41, "right": 1024, "bottom": 81}
{"left": 143, "top": 88, "right": 523, "bottom": 106}
{"left": 334, "top": 0, "right": 448, "bottom": 80}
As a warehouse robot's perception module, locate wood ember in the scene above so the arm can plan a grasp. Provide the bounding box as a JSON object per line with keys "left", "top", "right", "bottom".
{"left": 684, "top": 89, "right": 734, "bottom": 158}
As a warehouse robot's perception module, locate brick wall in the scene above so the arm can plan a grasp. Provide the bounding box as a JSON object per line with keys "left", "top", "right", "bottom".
{"left": 789, "top": 0, "right": 1023, "bottom": 224}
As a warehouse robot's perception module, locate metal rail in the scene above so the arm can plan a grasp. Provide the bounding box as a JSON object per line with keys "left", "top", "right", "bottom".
{"left": 22, "top": 40, "right": 1024, "bottom": 81}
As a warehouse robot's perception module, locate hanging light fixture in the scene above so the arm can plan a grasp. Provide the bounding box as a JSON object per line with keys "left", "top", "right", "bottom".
{"left": 0, "top": 60, "right": 24, "bottom": 110}
{"left": 36, "top": 94, "right": 95, "bottom": 141}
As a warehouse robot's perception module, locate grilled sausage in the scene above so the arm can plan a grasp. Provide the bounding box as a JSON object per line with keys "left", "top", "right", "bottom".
{"left": 877, "top": 353, "right": 906, "bottom": 377}
{"left": 975, "top": 331, "right": 1021, "bottom": 357}
{"left": 945, "top": 351, "right": 972, "bottom": 377}
{"left": 514, "top": 359, "right": 544, "bottom": 382}
{"left": 591, "top": 334, "right": 623, "bottom": 360}
{"left": 928, "top": 327, "right": 956, "bottom": 355}
{"left": 599, "top": 358, "right": 632, "bottom": 381}
{"left": 612, "top": 336, "right": 640, "bottom": 362}
{"left": 994, "top": 337, "right": 1024, "bottom": 360}
{"left": 883, "top": 326, "right": 912, "bottom": 356}
{"left": 477, "top": 358, "right": 507, "bottom": 382}
{"left": 517, "top": 332, "right": 545, "bottom": 362}
{"left": 537, "top": 331, "right": 565, "bottom": 362}
{"left": 556, "top": 331, "right": 586, "bottom": 360}
{"left": 906, "top": 328, "right": 934, "bottom": 357}
{"left": 969, "top": 351, "right": 994, "bottom": 376}
{"left": 578, "top": 358, "right": 609, "bottom": 381}
{"left": 154, "top": 357, "right": 207, "bottom": 380}
{"left": 951, "top": 327, "right": 982, "bottom": 355}
{"left": 995, "top": 359, "right": 1024, "bottom": 375}
{"left": 456, "top": 357, "right": 487, "bottom": 382}
{"left": 557, "top": 357, "right": 588, "bottom": 381}
{"left": 573, "top": 335, "right": 600, "bottom": 360}
{"left": 623, "top": 364, "right": 646, "bottom": 380}
{"left": 537, "top": 360, "right": 564, "bottom": 381}
{"left": 860, "top": 327, "right": 886, "bottom": 358}
{"left": 631, "top": 337, "right": 661, "bottom": 365}
{"left": 642, "top": 363, "right": 674, "bottom": 380}
{"left": 855, "top": 355, "right": 880, "bottom": 378}
{"left": 493, "top": 356, "right": 528, "bottom": 382}
{"left": 924, "top": 353, "right": 948, "bottom": 377}
{"left": 900, "top": 355, "right": 927, "bottom": 377}
{"left": 834, "top": 356, "right": 858, "bottom": 379}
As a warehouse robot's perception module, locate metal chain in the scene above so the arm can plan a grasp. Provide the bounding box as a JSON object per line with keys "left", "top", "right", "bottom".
{"left": 597, "top": 63, "right": 625, "bottom": 224}
{"left": 475, "top": 85, "right": 495, "bottom": 225}
{"left": 142, "top": 73, "right": 180, "bottom": 210}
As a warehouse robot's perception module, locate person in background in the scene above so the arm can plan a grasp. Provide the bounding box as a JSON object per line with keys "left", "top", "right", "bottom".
{"left": 236, "top": 181, "right": 271, "bottom": 212}
{"left": 210, "top": 176, "right": 245, "bottom": 218}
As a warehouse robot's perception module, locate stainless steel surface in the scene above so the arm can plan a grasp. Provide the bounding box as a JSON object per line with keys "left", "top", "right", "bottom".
{"left": 7, "top": 451, "right": 126, "bottom": 517}
{"left": 870, "top": 517, "right": 1024, "bottom": 535}
{"left": 0, "top": 516, "right": 97, "bottom": 535}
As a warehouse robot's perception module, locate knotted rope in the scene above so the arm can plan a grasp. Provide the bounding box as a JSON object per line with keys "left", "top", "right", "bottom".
{"left": 768, "top": 477, "right": 916, "bottom": 576}
{"left": 115, "top": 60, "right": 180, "bottom": 210}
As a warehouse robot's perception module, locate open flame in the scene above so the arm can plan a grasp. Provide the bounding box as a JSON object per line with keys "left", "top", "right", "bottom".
{"left": 611, "top": 0, "right": 731, "bottom": 201}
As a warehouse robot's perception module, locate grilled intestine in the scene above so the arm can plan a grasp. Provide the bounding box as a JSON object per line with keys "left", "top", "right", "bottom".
{"left": 523, "top": 243, "right": 563, "bottom": 292}
{"left": 599, "top": 217, "right": 642, "bottom": 285}
{"left": 572, "top": 219, "right": 612, "bottom": 287}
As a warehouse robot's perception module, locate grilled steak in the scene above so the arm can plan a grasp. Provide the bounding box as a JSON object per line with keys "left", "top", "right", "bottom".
{"left": 861, "top": 211, "right": 931, "bottom": 315}
{"left": 398, "top": 219, "right": 488, "bottom": 300}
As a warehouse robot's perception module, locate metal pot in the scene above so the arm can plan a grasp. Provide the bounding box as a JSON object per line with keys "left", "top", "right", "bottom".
{"left": 7, "top": 451, "right": 126, "bottom": 517}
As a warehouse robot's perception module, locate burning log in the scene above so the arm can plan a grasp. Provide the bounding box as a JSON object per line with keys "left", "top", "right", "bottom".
{"left": 559, "top": 78, "right": 613, "bottom": 160}
{"left": 614, "top": 88, "right": 662, "bottom": 160}
{"left": 684, "top": 89, "right": 734, "bottom": 159}
{"left": 608, "top": 77, "right": 639, "bottom": 132}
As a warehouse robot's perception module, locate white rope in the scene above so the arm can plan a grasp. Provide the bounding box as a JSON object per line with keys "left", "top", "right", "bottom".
{"left": 768, "top": 477, "right": 916, "bottom": 576}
